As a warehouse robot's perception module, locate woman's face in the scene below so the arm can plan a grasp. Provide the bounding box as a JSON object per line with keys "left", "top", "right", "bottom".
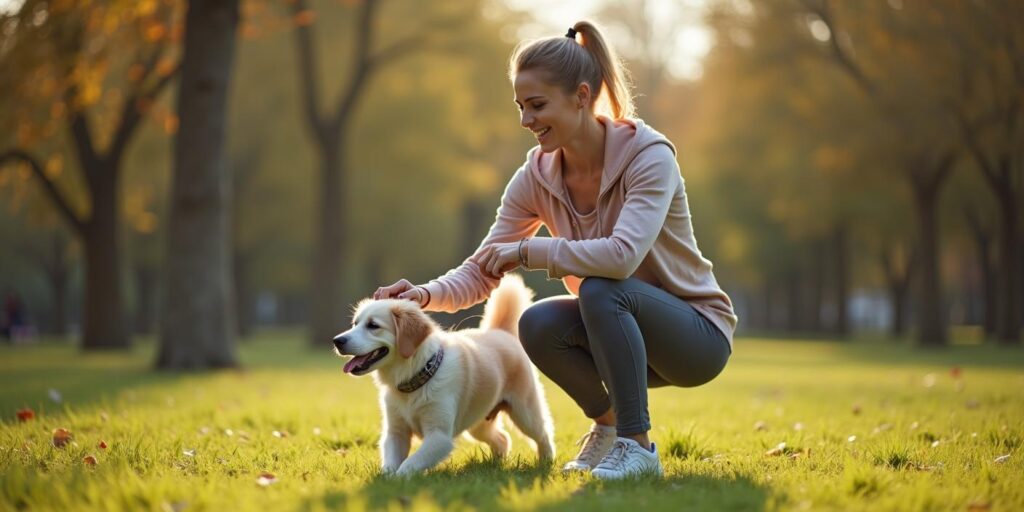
{"left": 513, "top": 69, "right": 587, "bottom": 153}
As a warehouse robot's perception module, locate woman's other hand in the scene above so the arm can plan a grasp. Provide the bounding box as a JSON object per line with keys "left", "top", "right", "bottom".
{"left": 374, "top": 279, "right": 425, "bottom": 305}
{"left": 476, "top": 242, "right": 522, "bottom": 279}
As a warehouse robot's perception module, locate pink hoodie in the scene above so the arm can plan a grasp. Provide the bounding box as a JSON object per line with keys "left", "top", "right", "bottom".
{"left": 422, "top": 117, "right": 737, "bottom": 347}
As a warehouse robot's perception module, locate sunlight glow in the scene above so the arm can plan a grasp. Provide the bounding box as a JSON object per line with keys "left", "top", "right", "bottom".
{"left": 499, "top": 0, "right": 712, "bottom": 82}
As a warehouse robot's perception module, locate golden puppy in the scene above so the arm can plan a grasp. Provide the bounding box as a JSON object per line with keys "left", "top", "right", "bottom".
{"left": 333, "top": 274, "right": 555, "bottom": 476}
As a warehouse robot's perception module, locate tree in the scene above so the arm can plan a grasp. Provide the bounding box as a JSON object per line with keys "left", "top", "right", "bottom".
{"left": 156, "top": 0, "right": 240, "bottom": 369}
{"left": 0, "top": 0, "right": 180, "bottom": 349}
{"left": 289, "top": 0, "right": 474, "bottom": 346}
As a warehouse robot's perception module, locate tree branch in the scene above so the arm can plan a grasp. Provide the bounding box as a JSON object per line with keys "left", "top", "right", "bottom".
{"left": 801, "top": 0, "right": 877, "bottom": 97}
{"left": 0, "top": 150, "right": 86, "bottom": 235}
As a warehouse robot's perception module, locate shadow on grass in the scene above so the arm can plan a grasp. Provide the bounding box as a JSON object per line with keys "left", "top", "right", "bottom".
{"left": 307, "top": 456, "right": 769, "bottom": 511}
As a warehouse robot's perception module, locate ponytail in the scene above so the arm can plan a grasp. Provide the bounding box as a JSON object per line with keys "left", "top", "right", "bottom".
{"left": 509, "top": 21, "right": 635, "bottom": 119}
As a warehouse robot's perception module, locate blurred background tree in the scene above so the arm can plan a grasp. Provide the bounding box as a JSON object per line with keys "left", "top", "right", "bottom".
{"left": 1, "top": 0, "right": 1021, "bottom": 357}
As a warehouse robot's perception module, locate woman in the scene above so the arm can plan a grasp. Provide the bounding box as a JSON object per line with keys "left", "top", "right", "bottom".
{"left": 374, "top": 21, "right": 736, "bottom": 479}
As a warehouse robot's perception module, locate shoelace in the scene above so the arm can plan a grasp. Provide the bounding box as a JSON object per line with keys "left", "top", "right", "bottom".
{"left": 598, "top": 439, "right": 629, "bottom": 468}
{"left": 574, "top": 430, "right": 609, "bottom": 461}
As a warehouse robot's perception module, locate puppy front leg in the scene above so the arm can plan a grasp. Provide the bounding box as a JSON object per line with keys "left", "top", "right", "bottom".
{"left": 380, "top": 420, "right": 412, "bottom": 474}
{"left": 395, "top": 430, "right": 454, "bottom": 476}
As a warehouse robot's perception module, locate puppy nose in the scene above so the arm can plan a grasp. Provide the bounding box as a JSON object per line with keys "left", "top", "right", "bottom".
{"left": 333, "top": 335, "right": 348, "bottom": 350}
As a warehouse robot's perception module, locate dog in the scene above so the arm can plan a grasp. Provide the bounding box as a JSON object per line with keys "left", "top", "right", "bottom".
{"left": 333, "top": 274, "right": 555, "bottom": 476}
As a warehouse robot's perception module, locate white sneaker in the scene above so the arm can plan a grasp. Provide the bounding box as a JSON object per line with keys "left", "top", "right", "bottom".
{"left": 562, "top": 424, "right": 617, "bottom": 472}
{"left": 590, "top": 437, "right": 663, "bottom": 479}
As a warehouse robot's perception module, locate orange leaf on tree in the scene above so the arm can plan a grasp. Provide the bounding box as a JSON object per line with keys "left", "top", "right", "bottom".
{"left": 16, "top": 408, "right": 35, "bottom": 422}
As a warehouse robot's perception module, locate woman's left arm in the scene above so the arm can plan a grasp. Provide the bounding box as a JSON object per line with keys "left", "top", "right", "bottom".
{"left": 525, "top": 144, "right": 677, "bottom": 280}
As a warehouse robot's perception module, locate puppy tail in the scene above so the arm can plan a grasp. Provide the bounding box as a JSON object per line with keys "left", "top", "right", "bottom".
{"left": 480, "top": 274, "right": 534, "bottom": 336}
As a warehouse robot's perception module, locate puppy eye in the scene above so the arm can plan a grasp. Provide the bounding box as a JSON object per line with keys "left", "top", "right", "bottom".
{"left": 366, "top": 321, "right": 379, "bottom": 330}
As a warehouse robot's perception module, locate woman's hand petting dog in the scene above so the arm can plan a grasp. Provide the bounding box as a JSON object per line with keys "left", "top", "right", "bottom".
{"left": 374, "top": 279, "right": 425, "bottom": 305}
{"left": 476, "top": 242, "right": 522, "bottom": 279}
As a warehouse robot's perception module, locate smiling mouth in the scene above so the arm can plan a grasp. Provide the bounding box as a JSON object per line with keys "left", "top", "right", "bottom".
{"left": 343, "top": 347, "right": 389, "bottom": 375}
{"left": 534, "top": 127, "right": 550, "bottom": 139}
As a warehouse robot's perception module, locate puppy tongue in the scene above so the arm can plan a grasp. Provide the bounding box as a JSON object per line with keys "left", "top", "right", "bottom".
{"left": 344, "top": 354, "right": 370, "bottom": 374}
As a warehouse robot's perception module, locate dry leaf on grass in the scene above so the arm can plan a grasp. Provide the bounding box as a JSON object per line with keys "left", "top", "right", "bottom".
{"left": 98, "top": 441, "right": 108, "bottom": 449}
{"left": 52, "top": 428, "right": 72, "bottom": 448}
{"left": 994, "top": 454, "right": 1010, "bottom": 464}
{"left": 765, "top": 442, "right": 787, "bottom": 456}
{"left": 16, "top": 408, "right": 35, "bottom": 422}
{"left": 83, "top": 455, "right": 97, "bottom": 466}
{"left": 256, "top": 472, "right": 277, "bottom": 486}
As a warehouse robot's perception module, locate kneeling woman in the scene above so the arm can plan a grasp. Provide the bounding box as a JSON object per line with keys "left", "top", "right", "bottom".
{"left": 375, "top": 21, "right": 736, "bottom": 479}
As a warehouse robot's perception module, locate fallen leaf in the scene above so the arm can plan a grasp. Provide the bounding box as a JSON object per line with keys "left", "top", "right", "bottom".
{"left": 753, "top": 420, "right": 767, "bottom": 431}
{"left": 312, "top": 427, "right": 322, "bottom": 436}
{"left": 335, "top": 448, "right": 348, "bottom": 456}
{"left": 16, "top": 408, "right": 34, "bottom": 422}
{"left": 765, "top": 442, "right": 786, "bottom": 456}
{"left": 931, "top": 440, "right": 941, "bottom": 448}
{"left": 83, "top": 455, "right": 97, "bottom": 466}
{"left": 182, "top": 449, "right": 195, "bottom": 457}
{"left": 224, "top": 429, "right": 234, "bottom": 437}
{"left": 256, "top": 472, "right": 277, "bottom": 486}
{"left": 272, "top": 430, "right": 289, "bottom": 438}
{"left": 994, "top": 454, "right": 1010, "bottom": 464}
{"left": 848, "top": 435, "right": 857, "bottom": 443}
{"left": 793, "top": 422, "right": 805, "bottom": 431}
{"left": 98, "top": 441, "right": 108, "bottom": 449}
{"left": 198, "top": 426, "right": 211, "bottom": 435}
{"left": 52, "top": 428, "right": 73, "bottom": 448}
{"left": 967, "top": 501, "right": 991, "bottom": 511}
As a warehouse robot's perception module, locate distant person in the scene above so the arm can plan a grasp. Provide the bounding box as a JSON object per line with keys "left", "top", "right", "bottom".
{"left": 2, "top": 292, "right": 36, "bottom": 344}
{"left": 374, "top": 21, "right": 736, "bottom": 479}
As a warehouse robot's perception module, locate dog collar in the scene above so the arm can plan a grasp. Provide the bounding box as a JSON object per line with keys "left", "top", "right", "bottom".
{"left": 397, "top": 347, "right": 444, "bottom": 393}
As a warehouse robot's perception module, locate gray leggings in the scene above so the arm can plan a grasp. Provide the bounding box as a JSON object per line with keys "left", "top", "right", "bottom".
{"left": 518, "top": 277, "right": 730, "bottom": 436}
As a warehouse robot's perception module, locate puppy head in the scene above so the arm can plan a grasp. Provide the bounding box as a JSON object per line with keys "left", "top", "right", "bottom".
{"left": 332, "top": 299, "right": 434, "bottom": 375}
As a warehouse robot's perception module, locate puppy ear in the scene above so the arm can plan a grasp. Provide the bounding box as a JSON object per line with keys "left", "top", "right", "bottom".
{"left": 392, "top": 305, "right": 432, "bottom": 358}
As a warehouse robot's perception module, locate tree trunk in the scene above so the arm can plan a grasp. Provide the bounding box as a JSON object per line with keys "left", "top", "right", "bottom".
{"left": 964, "top": 207, "right": 997, "bottom": 339}
{"left": 910, "top": 174, "right": 947, "bottom": 347}
{"left": 881, "top": 244, "right": 913, "bottom": 340}
{"left": 808, "top": 239, "right": 825, "bottom": 332}
{"left": 786, "top": 268, "right": 801, "bottom": 333}
{"left": 993, "top": 187, "right": 1021, "bottom": 344}
{"left": 81, "top": 167, "right": 128, "bottom": 349}
{"left": 309, "top": 142, "right": 347, "bottom": 347}
{"left": 832, "top": 223, "right": 849, "bottom": 338}
{"left": 157, "top": 0, "right": 239, "bottom": 369}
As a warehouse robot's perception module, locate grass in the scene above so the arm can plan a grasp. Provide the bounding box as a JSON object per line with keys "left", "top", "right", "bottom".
{"left": 1, "top": 331, "right": 1022, "bottom": 511}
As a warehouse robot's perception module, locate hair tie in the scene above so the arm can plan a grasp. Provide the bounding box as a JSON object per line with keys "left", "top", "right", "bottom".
{"left": 565, "top": 28, "right": 577, "bottom": 39}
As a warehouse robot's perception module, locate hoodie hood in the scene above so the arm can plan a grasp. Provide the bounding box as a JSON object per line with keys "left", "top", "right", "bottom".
{"left": 527, "top": 116, "right": 677, "bottom": 203}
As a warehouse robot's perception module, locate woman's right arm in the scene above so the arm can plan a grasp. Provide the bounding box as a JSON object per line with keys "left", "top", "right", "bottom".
{"left": 377, "top": 165, "right": 542, "bottom": 312}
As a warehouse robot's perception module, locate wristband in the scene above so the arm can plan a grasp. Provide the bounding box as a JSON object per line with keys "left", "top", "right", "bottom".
{"left": 518, "top": 238, "right": 529, "bottom": 267}
{"left": 417, "top": 286, "right": 431, "bottom": 308}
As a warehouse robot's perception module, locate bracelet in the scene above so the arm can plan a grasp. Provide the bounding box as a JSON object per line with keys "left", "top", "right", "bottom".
{"left": 417, "top": 286, "right": 431, "bottom": 308}
{"left": 518, "top": 238, "right": 529, "bottom": 267}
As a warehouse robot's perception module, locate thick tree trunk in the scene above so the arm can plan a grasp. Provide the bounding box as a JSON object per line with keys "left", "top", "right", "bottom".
{"left": 233, "top": 252, "right": 254, "bottom": 338}
{"left": 81, "top": 169, "right": 128, "bottom": 349}
{"left": 910, "top": 176, "right": 947, "bottom": 347}
{"left": 157, "top": 0, "right": 239, "bottom": 369}
{"left": 309, "top": 143, "right": 347, "bottom": 347}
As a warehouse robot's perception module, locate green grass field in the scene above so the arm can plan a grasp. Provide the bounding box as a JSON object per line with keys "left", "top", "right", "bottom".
{"left": 1, "top": 331, "right": 1022, "bottom": 511}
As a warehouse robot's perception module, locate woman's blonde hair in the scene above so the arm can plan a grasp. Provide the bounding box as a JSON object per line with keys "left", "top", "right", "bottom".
{"left": 509, "top": 21, "right": 635, "bottom": 120}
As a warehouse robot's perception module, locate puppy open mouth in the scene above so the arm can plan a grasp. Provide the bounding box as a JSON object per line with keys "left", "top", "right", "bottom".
{"left": 343, "top": 347, "right": 389, "bottom": 375}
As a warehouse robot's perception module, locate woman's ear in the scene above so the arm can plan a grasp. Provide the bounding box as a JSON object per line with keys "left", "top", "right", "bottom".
{"left": 392, "top": 305, "right": 433, "bottom": 358}
{"left": 576, "top": 82, "right": 591, "bottom": 109}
